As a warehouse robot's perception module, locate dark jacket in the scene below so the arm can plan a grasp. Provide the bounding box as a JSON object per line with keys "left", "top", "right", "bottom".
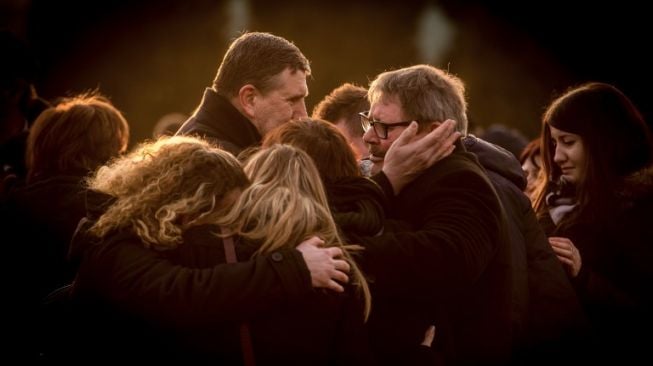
{"left": 176, "top": 88, "right": 261, "bottom": 155}
{"left": 62, "top": 192, "right": 371, "bottom": 364}
{"left": 540, "top": 166, "right": 653, "bottom": 362}
{"left": 1, "top": 173, "right": 88, "bottom": 361}
{"left": 325, "top": 176, "right": 386, "bottom": 238}
{"left": 2, "top": 174, "right": 87, "bottom": 299}
{"left": 464, "top": 135, "right": 587, "bottom": 363}
{"left": 357, "top": 143, "right": 513, "bottom": 366}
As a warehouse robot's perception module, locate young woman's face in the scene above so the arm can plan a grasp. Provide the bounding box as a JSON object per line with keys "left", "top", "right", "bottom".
{"left": 549, "top": 125, "right": 588, "bottom": 185}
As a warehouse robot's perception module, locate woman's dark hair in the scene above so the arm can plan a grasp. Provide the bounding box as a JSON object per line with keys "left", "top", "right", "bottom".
{"left": 534, "top": 82, "right": 653, "bottom": 226}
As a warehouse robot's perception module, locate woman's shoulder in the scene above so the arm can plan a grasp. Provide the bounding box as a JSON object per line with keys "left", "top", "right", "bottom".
{"left": 617, "top": 165, "right": 653, "bottom": 205}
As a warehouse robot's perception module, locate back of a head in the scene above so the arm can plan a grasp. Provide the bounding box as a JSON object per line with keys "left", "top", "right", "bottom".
{"left": 213, "top": 32, "right": 311, "bottom": 98}
{"left": 368, "top": 64, "right": 468, "bottom": 134}
{"left": 152, "top": 112, "right": 187, "bottom": 138}
{"left": 224, "top": 144, "right": 336, "bottom": 254}
{"left": 233, "top": 143, "right": 372, "bottom": 318}
{"left": 312, "top": 83, "right": 369, "bottom": 137}
{"left": 88, "top": 135, "right": 248, "bottom": 247}
{"left": 244, "top": 144, "right": 329, "bottom": 204}
{"left": 543, "top": 82, "right": 652, "bottom": 180}
{"left": 520, "top": 138, "right": 541, "bottom": 166}
{"left": 262, "top": 118, "right": 360, "bottom": 180}
{"left": 480, "top": 124, "right": 528, "bottom": 160}
{"left": 26, "top": 92, "right": 130, "bottom": 182}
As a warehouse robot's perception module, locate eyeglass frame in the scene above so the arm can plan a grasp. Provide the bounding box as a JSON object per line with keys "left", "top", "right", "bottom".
{"left": 359, "top": 111, "right": 416, "bottom": 139}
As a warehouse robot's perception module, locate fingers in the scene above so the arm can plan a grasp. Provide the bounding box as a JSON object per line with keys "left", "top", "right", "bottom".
{"left": 549, "top": 237, "right": 575, "bottom": 258}
{"left": 300, "top": 235, "right": 325, "bottom": 248}
{"left": 326, "top": 280, "right": 345, "bottom": 293}
{"left": 392, "top": 121, "right": 420, "bottom": 147}
{"left": 556, "top": 255, "right": 575, "bottom": 267}
{"left": 333, "top": 258, "right": 351, "bottom": 274}
{"left": 549, "top": 236, "right": 581, "bottom": 277}
{"left": 416, "top": 119, "right": 454, "bottom": 150}
{"left": 421, "top": 120, "right": 459, "bottom": 165}
{"left": 421, "top": 325, "right": 436, "bottom": 347}
{"left": 326, "top": 246, "right": 343, "bottom": 258}
{"left": 428, "top": 133, "right": 460, "bottom": 166}
{"left": 330, "top": 269, "right": 350, "bottom": 285}
{"left": 550, "top": 243, "right": 573, "bottom": 258}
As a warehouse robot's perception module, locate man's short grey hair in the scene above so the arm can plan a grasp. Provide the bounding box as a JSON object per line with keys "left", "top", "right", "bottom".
{"left": 368, "top": 64, "right": 468, "bottom": 134}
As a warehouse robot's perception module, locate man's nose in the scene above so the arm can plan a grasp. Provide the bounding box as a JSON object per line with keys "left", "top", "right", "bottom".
{"left": 363, "top": 127, "right": 378, "bottom": 144}
{"left": 294, "top": 102, "right": 308, "bottom": 118}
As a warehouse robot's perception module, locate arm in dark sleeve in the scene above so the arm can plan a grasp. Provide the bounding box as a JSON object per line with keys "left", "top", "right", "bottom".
{"left": 75, "top": 237, "right": 312, "bottom": 328}
{"left": 371, "top": 171, "right": 395, "bottom": 200}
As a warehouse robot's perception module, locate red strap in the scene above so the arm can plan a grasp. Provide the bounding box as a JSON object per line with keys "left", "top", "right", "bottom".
{"left": 222, "top": 231, "right": 237, "bottom": 264}
{"left": 240, "top": 324, "right": 256, "bottom": 366}
{"left": 220, "top": 227, "right": 256, "bottom": 366}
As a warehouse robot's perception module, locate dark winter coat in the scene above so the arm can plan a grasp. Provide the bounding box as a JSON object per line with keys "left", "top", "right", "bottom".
{"left": 355, "top": 142, "right": 513, "bottom": 366}
{"left": 176, "top": 88, "right": 261, "bottom": 155}
{"left": 539, "top": 166, "right": 653, "bottom": 362}
{"left": 62, "top": 192, "right": 371, "bottom": 364}
{"left": 2, "top": 173, "right": 89, "bottom": 361}
{"left": 464, "top": 135, "right": 587, "bottom": 363}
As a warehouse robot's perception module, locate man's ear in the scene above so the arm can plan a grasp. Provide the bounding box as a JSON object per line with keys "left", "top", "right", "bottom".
{"left": 238, "top": 84, "right": 258, "bottom": 119}
{"left": 428, "top": 121, "right": 442, "bottom": 132}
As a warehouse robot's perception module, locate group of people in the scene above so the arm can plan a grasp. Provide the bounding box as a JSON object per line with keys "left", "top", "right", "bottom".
{"left": 1, "top": 30, "right": 652, "bottom": 365}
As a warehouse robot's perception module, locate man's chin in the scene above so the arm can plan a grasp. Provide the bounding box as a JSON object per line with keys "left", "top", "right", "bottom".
{"left": 369, "top": 156, "right": 384, "bottom": 175}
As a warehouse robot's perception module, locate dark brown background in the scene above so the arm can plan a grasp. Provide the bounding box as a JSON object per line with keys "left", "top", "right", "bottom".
{"left": 3, "top": 0, "right": 650, "bottom": 145}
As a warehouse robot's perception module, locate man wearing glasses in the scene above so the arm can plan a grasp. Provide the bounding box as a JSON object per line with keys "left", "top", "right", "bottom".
{"left": 353, "top": 64, "right": 513, "bottom": 365}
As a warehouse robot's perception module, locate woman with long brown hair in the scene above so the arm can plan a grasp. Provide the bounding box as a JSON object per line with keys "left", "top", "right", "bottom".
{"left": 533, "top": 82, "right": 653, "bottom": 362}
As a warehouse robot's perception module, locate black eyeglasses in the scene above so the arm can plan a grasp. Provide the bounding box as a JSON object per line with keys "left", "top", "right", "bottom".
{"left": 359, "top": 111, "right": 414, "bottom": 139}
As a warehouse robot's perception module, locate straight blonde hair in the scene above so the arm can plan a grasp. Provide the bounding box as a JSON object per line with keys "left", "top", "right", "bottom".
{"left": 218, "top": 144, "right": 372, "bottom": 319}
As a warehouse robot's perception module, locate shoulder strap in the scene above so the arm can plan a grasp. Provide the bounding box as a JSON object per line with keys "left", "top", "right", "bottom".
{"left": 219, "top": 227, "right": 256, "bottom": 366}
{"left": 221, "top": 227, "right": 238, "bottom": 264}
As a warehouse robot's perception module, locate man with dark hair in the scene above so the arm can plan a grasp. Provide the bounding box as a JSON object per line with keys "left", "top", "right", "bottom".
{"left": 176, "top": 32, "right": 310, "bottom": 155}
{"left": 312, "top": 83, "right": 369, "bottom": 159}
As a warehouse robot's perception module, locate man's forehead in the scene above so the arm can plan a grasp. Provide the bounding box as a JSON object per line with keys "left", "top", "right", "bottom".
{"left": 271, "top": 68, "right": 308, "bottom": 95}
{"left": 370, "top": 95, "right": 403, "bottom": 116}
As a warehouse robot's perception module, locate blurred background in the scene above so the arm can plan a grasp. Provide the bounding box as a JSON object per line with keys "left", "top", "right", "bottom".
{"left": 2, "top": 0, "right": 650, "bottom": 145}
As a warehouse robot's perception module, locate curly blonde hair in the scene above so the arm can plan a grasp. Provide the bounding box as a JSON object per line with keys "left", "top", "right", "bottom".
{"left": 218, "top": 144, "right": 372, "bottom": 319}
{"left": 86, "top": 136, "right": 248, "bottom": 249}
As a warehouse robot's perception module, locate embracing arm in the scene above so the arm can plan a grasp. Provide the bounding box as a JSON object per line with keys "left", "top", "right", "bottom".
{"left": 74, "top": 235, "right": 350, "bottom": 327}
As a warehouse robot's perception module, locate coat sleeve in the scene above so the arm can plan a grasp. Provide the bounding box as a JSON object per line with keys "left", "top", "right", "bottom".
{"left": 74, "top": 236, "right": 312, "bottom": 328}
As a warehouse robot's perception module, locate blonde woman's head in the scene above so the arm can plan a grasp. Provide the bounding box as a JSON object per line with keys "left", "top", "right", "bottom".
{"left": 224, "top": 144, "right": 334, "bottom": 253}
{"left": 220, "top": 144, "right": 371, "bottom": 318}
